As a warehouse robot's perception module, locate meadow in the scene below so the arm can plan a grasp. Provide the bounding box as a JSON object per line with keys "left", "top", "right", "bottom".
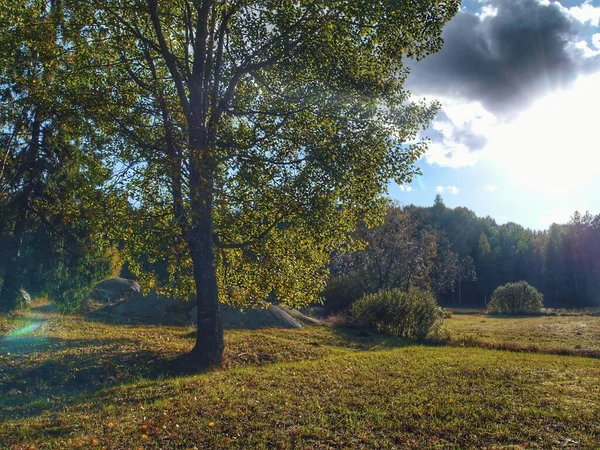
{"left": 1, "top": 303, "right": 599, "bottom": 449}
{"left": 443, "top": 309, "right": 600, "bottom": 357}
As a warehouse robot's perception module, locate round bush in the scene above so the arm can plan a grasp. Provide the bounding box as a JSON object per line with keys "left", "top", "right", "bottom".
{"left": 352, "top": 288, "right": 442, "bottom": 339}
{"left": 487, "top": 281, "right": 543, "bottom": 315}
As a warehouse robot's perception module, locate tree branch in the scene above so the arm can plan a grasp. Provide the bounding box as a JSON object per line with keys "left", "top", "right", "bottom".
{"left": 147, "top": 0, "right": 193, "bottom": 122}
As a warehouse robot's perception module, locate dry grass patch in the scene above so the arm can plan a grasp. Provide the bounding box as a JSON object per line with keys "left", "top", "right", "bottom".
{"left": 443, "top": 311, "right": 600, "bottom": 354}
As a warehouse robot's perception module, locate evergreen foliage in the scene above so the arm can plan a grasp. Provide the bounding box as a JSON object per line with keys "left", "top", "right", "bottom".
{"left": 329, "top": 201, "right": 600, "bottom": 310}
{"left": 0, "top": 0, "right": 119, "bottom": 312}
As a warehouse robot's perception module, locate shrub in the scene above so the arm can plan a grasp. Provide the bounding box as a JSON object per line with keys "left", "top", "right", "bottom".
{"left": 487, "top": 281, "right": 543, "bottom": 315}
{"left": 352, "top": 288, "right": 442, "bottom": 339}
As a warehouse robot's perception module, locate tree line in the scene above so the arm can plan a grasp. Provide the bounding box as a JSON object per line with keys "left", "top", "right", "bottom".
{"left": 326, "top": 195, "right": 600, "bottom": 311}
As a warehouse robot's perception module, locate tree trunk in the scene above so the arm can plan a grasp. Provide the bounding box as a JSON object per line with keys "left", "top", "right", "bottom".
{"left": 189, "top": 230, "right": 224, "bottom": 368}
{"left": 0, "top": 191, "right": 30, "bottom": 312}
{"left": 186, "top": 127, "right": 224, "bottom": 368}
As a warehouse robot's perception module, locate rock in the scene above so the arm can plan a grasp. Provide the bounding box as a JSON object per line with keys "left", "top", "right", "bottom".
{"left": 91, "top": 287, "right": 311, "bottom": 329}
{"left": 18, "top": 288, "right": 31, "bottom": 304}
{"left": 278, "top": 305, "right": 322, "bottom": 325}
{"left": 92, "top": 277, "right": 141, "bottom": 304}
{"left": 101, "top": 290, "right": 191, "bottom": 324}
{"left": 189, "top": 303, "right": 304, "bottom": 329}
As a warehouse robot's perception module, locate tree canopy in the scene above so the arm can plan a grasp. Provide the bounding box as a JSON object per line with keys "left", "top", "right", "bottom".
{"left": 327, "top": 199, "right": 600, "bottom": 311}
{"left": 0, "top": 0, "right": 118, "bottom": 312}
{"left": 75, "top": 0, "right": 458, "bottom": 366}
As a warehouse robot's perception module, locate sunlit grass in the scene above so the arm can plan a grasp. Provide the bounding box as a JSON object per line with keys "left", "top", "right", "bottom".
{"left": 443, "top": 310, "right": 600, "bottom": 354}
{"left": 1, "top": 302, "right": 599, "bottom": 449}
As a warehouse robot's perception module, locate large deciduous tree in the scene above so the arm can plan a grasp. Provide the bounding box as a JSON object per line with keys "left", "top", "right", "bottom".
{"left": 80, "top": 0, "right": 458, "bottom": 367}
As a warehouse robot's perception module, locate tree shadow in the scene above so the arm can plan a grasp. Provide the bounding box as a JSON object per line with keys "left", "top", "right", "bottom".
{"left": 0, "top": 336, "right": 204, "bottom": 423}
{"left": 86, "top": 309, "right": 190, "bottom": 327}
{"left": 326, "top": 325, "right": 417, "bottom": 351}
{"left": 27, "top": 303, "right": 59, "bottom": 314}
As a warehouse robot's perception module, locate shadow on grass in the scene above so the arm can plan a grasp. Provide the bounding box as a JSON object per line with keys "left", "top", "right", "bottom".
{"left": 86, "top": 310, "right": 190, "bottom": 327}
{"left": 327, "top": 325, "right": 418, "bottom": 351}
{"left": 326, "top": 322, "right": 600, "bottom": 359}
{"left": 28, "top": 303, "right": 59, "bottom": 314}
{"left": 443, "top": 335, "right": 600, "bottom": 359}
{"left": 0, "top": 335, "right": 210, "bottom": 424}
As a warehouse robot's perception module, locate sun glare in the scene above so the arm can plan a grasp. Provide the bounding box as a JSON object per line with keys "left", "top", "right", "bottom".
{"left": 489, "top": 72, "right": 600, "bottom": 193}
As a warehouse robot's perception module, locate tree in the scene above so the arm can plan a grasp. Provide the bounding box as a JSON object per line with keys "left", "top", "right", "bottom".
{"left": 76, "top": 0, "right": 458, "bottom": 367}
{"left": 0, "top": 0, "right": 118, "bottom": 312}
{"left": 332, "top": 205, "right": 438, "bottom": 295}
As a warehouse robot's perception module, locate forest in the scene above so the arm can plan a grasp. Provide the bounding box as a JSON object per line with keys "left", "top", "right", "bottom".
{"left": 325, "top": 195, "right": 600, "bottom": 312}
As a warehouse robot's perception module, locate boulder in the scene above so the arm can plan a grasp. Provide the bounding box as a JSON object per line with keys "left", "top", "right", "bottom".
{"left": 92, "top": 277, "right": 141, "bottom": 304}
{"left": 91, "top": 287, "right": 315, "bottom": 329}
{"left": 278, "top": 305, "right": 322, "bottom": 325}
{"left": 190, "top": 303, "right": 304, "bottom": 329}
{"left": 18, "top": 288, "right": 31, "bottom": 304}
{"left": 100, "top": 290, "right": 190, "bottom": 324}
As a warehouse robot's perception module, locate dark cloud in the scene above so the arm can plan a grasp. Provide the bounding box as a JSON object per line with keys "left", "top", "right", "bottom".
{"left": 407, "top": 0, "right": 600, "bottom": 117}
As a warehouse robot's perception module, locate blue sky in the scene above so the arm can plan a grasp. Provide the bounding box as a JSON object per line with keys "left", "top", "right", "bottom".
{"left": 389, "top": 0, "right": 600, "bottom": 230}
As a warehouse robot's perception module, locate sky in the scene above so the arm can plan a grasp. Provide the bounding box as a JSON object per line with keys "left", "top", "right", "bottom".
{"left": 390, "top": 0, "right": 600, "bottom": 230}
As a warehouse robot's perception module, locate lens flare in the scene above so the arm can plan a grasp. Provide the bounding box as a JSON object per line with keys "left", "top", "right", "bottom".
{"left": 5, "top": 323, "right": 40, "bottom": 339}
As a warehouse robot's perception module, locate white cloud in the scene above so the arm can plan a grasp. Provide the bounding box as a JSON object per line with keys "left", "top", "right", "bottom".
{"left": 486, "top": 71, "right": 600, "bottom": 193}
{"left": 593, "top": 33, "right": 600, "bottom": 50}
{"left": 422, "top": 71, "right": 600, "bottom": 196}
{"left": 436, "top": 185, "right": 460, "bottom": 195}
{"left": 566, "top": 0, "right": 600, "bottom": 26}
{"left": 574, "top": 40, "right": 600, "bottom": 57}
{"left": 484, "top": 184, "right": 498, "bottom": 192}
{"left": 477, "top": 4, "right": 498, "bottom": 19}
{"left": 398, "top": 185, "right": 413, "bottom": 192}
{"left": 425, "top": 142, "right": 483, "bottom": 168}
{"left": 422, "top": 99, "right": 496, "bottom": 168}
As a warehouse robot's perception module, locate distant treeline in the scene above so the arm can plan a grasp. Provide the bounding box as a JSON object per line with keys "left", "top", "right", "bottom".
{"left": 327, "top": 195, "right": 600, "bottom": 310}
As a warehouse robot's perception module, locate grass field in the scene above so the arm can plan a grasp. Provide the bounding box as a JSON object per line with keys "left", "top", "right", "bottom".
{"left": 1, "top": 303, "right": 599, "bottom": 449}
{"left": 443, "top": 310, "right": 600, "bottom": 355}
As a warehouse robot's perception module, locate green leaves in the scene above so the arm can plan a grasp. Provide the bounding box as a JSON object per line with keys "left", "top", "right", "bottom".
{"left": 73, "top": 0, "right": 458, "bottom": 309}
{"left": 0, "top": 0, "right": 460, "bottom": 315}
{"left": 0, "top": 0, "right": 122, "bottom": 311}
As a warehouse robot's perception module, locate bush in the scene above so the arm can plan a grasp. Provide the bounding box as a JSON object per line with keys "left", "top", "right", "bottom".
{"left": 352, "top": 288, "right": 442, "bottom": 339}
{"left": 487, "top": 281, "right": 543, "bottom": 315}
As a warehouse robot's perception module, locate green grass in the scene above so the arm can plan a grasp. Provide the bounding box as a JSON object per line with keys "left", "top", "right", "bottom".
{"left": 1, "top": 303, "right": 599, "bottom": 449}
{"left": 443, "top": 310, "right": 600, "bottom": 355}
